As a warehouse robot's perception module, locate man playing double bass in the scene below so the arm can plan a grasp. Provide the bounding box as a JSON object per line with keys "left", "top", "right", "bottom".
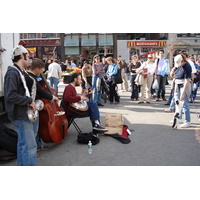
{"left": 62, "top": 73, "right": 108, "bottom": 132}
{"left": 24, "top": 58, "right": 59, "bottom": 149}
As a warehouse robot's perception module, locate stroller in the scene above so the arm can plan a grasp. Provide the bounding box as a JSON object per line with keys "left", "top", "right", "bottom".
{"left": 101, "top": 75, "right": 110, "bottom": 103}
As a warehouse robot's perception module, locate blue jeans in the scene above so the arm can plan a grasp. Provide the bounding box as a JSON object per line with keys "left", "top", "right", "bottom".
{"left": 33, "top": 117, "right": 42, "bottom": 148}
{"left": 12, "top": 120, "right": 37, "bottom": 166}
{"left": 191, "top": 81, "right": 199, "bottom": 101}
{"left": 174, "top": 84, "right": 190, "bottom": 122}
{"left": 92, "top": 75, "right": 102, "bottom": 104}
{"left": 49, "top": 77, "right": 59, "bottom": 94}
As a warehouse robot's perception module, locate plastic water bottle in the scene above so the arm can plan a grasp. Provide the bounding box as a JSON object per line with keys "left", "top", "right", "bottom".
{"left": 88, "top": 141, "right": 92, "bottom": 155}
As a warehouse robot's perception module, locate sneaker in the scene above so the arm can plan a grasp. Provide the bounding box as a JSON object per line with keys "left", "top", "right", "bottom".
{"left": 98, "top": 103, "right": 104, "bottom": 106}
{"left": 93, "top": 124, "right": 108, "bottom": 132}
{"left": 156, "top": 98, "right": 159, "bottom": 101}
{"left": 180, "top": 122, "right": 191, "bottom": 128}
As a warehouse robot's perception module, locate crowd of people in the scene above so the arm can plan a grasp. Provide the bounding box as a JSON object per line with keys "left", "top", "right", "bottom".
{"left": 3, "top": 44, "right": 200, "bottom": 166}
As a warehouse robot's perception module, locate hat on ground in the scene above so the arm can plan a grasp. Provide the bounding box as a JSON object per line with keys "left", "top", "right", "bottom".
{"left": 11, "top": 45, "right": 28, "bottom": 59}
{"left": 174, "top": 54, "right": 183, "bottom": 68}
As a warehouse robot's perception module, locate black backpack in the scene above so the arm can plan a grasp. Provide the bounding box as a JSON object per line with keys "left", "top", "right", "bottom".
{"left": 77, "top": 132, "right": 100, "bottom": 145}
{"left": 0, "top": 123, "right": 18, "bottom": 153}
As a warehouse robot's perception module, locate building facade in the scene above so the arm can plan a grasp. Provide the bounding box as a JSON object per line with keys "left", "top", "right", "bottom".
{"left": 20, "top": 33, "right": 200, "bottom": 67}
{"left": 20, "top": 33, "right": 61, "bottom": 61}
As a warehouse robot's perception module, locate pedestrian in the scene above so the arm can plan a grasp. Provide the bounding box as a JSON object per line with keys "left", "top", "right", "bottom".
{"left": 189, "top": 56, "right": 200, "bottom": 102}
{"left": 61, "top": 73, "right": 108, "bottom": 132}
{"left": 128, "top": 55, "right": 141, "bottom": 101}
{"left": 173, "top": 54, "right": 192, "bottom": 128}
{"left": 137, "top": 54, "right": 156, "bottom": 103}
{"left": 155, "top": 49, "right": 170, "bottom": 101}
{"left": 165, "top": 66, "right": 176, "bottom": 113}
{"left": 47, "top": 59, "right": 62, "bottom": 94}
{"left": 44, "top": 59, "right": 51, "bottom": 73}
{"left": 117, "top": 55, "right": 129, "bottom": 92}
{"left": 78, "top": 54, "right": 86, "bottom": 69}
{"left": 92, "top": 54, "right": 104, "bottom": 106}
{"left": 102, "top": 56, "right": 109, "bottom": 72}
{"left": 81, "top": 60, "right": 93, "bottom": 92}
{"left": 70, "top": 60, "right": 77, "bottom": 68}
{"left": 106, "top": 56, "right": 120, "bottom": 104}
{"left": 4, "top": 45, "right": 37, "bottom": 166}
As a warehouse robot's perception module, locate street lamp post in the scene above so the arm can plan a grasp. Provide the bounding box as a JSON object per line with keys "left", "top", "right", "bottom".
{"left": 104, "top": 33, "right": 106, "bottom": 56}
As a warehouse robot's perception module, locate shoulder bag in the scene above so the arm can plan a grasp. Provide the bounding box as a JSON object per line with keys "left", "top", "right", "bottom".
{"left": 112, "top": 66, "right": 123, "bottom": 85}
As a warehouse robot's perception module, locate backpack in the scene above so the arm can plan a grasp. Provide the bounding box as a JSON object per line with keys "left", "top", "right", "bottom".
{"left": 77, "top": 132, "right": 100, "bottom": 145}
{"left": 0, "top": 123, "right": 18, "bottom": 153}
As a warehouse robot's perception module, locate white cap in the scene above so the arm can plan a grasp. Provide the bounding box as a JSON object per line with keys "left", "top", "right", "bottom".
{"left": 11, "top": 45, "right": 28, "bottom": 59}
{"left": 174, "top": 54, "right": 183, "bottom": 68}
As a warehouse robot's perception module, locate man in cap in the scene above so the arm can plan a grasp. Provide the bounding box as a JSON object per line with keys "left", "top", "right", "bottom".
{"left": 172, "top": 54, "right": 192, "bottom": 128}
{"left": 4, "top": 45, "right": 37, "bottom": 165}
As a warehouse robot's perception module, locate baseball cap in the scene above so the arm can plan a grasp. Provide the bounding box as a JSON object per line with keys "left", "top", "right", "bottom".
{"left": 11, "top": 45, "right": 28, "bottom": 59}
{"left": 174, "top": 54, "right": 183, "bottom": 68}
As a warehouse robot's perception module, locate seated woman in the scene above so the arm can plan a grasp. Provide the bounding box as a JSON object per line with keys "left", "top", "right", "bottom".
{"left": 61, "top": 73, "right": 108, "bottom": 132}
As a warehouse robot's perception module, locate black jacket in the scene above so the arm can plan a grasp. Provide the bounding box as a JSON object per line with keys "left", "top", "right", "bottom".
{"left": 24, "top": 71, "right": 53, "bottom": 101}
{"left": 4, "top": 64, "right": 33, "bottom": 121}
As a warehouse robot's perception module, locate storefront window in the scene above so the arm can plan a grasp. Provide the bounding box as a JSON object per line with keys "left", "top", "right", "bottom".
{"left": 42, "top": 33, "right": 57, "bottom": 38}
{"left": 28, "top": 33, "right": 36, "bottom": 39}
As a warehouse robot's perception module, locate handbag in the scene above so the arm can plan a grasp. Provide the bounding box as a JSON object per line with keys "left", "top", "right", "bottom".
{"left": 193, "top": 73, "right": 200, "bottom": 83}
{"left": 112, "top": 69, "right": 123, "bottom": 84}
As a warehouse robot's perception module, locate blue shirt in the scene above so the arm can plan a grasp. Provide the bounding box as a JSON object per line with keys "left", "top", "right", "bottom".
{"left": 174, "top": 62, "right": 191, "bottom": 79}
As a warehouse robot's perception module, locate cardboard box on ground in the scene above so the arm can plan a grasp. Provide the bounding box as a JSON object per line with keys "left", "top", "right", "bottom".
{"left": 105, "top": 113, "right": 124, "bottom": 135}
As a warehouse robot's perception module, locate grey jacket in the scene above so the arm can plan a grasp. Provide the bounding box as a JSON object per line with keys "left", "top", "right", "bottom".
{"left": 4, "top": 65, "right": 33, "bottom": 121}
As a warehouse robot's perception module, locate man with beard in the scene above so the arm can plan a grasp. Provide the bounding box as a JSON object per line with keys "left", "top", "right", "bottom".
{"left": 61, "top": 73, "right": 108, "bottom": 132}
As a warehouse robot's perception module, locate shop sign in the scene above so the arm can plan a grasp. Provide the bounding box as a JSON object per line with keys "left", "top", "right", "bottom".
{"left": 81, "top": 38, "right": 96, "bottom": 46}
{"left": 64, "top": 39, "right": 79, "bottom": 46}
{"left": 99, "top": 38, "right": 113, "bottom": 46}
{"left": 22, "top": 39, "right": 61, "bottom": 46}
{"left": 127, "top": 40, "right": 166, "bottom": 47}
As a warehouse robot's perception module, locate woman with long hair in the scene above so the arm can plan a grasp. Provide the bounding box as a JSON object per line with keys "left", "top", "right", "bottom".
{"left": 92, "top": 54, "right": 105, "bottom": 106}
{"left": 106, "top": 57, "right": 120, "bottom": 104}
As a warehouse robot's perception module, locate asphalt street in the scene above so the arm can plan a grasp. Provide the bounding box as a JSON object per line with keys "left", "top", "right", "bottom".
{"left": 1, "top": 79, "right": 200, "bottom": 166}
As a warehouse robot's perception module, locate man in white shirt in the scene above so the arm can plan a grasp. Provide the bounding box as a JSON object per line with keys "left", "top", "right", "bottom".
{"left": 47, "top": 59, "right": 62, "bottom": 93}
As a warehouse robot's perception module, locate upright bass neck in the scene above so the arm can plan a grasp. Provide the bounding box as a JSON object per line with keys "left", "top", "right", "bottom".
{"left": 40, "top": 72, "right": 54, "bottom": 95}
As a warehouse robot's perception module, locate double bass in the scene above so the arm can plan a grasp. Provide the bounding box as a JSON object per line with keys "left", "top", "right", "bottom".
{"left": 38, "top": 73, "right": 68, "bottom": 143}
